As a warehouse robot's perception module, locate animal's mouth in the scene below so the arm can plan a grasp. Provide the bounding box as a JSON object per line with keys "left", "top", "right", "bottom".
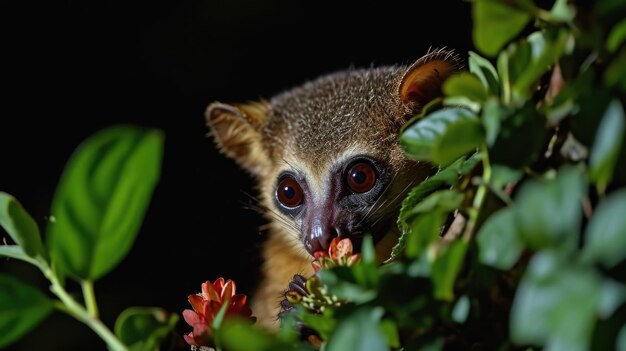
{"left": 344, "top": 216, "right": 396, "bottom": 254}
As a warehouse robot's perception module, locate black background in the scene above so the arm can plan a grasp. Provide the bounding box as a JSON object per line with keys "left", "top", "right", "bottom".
{"left": 1, "top": 1, "right": 473, "bottom": 349}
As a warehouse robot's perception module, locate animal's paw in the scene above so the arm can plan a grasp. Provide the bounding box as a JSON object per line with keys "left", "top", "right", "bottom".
{"left": 278, "top": 274, "right": 308, "bottom": 318}
{"left": 277, "top": 274, "right": 322, "bottom": 346}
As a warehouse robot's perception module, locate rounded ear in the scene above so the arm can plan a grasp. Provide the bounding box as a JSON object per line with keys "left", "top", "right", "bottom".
{"left": 205, "top": 101, "right": 271, "bottom": 177}
{"left": 399, "top": 49, "right": 462, "bottom": 111}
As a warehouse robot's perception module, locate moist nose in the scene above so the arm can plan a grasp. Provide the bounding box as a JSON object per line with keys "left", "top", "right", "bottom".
{"left": 305, "top": 221, "right": 338, "bottom": 255}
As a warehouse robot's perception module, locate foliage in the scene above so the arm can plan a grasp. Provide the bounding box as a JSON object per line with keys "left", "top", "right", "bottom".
{"left": 208, "top": 0, "right": 626, "bottom": 350}
{"left": 0, "top": 127, "right": 173, "bottom": 351}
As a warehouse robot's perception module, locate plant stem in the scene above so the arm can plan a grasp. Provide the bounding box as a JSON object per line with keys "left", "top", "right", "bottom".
{"left": 82, "top": 280, "right": 100, "bottom": 318}
{"left": 463, "top": 147, "right": 492, "bottom": 240}
{"left": 41, "top": 266, "right": 127, "bottom": 351}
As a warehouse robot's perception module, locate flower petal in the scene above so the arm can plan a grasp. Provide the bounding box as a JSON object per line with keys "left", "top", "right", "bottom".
{"left": 183, "top": 332, "right": 197, "bottom": 346}
{"left": 312, "top": 260, "right": 322, "bottom": 272}
{"left": 188, "top": 294, "right": 205, "bottom": 314}
{"left": 192, "top": 323, "right": 212, "bottom": 346}
{"left": 314, "top": 251, "right": 329, "bottom": 259}
{"left": 222, "top": 279, "right": 235, "bottom": 302}
{"left": 183, "top": 309, "right": 201, "bottom": 326}
{"left": 229, "top": 294, "right": 247, "bottom": 312}
{"left": 347, "top": 253, "right": 361, "bottom": 266}
{"left": 202, "top": 280, "right": 220, "bottom": 302}
{"left": 336, "top": 238, "right": 353, "bottom": 258}
{"left": 328, "top": 237, "right": 341, "bottom": 259}
{"left": 213, "top": 277, "right": 225, "bottom": 296}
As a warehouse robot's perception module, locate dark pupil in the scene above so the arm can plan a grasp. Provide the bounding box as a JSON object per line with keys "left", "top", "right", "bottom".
{"left": 283, "top": 186, "right": 295, "bottom": 199}
{"left": 351, "top": 171, "right": 366, "bottom": 184}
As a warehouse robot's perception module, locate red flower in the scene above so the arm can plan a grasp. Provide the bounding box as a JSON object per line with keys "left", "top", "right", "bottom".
{"left": 182, "top": 277, "right": 255, "bottom": 346}
{"left": 311, "top": 237, "right": 361, "bottom": 272}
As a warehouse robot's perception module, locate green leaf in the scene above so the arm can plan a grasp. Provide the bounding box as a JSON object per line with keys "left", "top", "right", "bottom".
{"left": 512, "top": 29, "right": 569, "bottom": 101}
{"left": 607, "top": 19, "right": 626, "bottom": 53}
{"left": 491, "top": 165, "right": 524, "bottom": 189}
{"left": 0, "top": 245, "right": 36, "bottom": 265}
{"left": 401, "top": 107, "right": 484, "bottom": 167}
{"left": 406, "top": 190, "right": 464, "bottom": 217}
{"left": 477, "top": 207, "right": 523, "bottom": 270}
{"left": 0, "top": 274, "right": 54, "bottom": 348}
{"left": 452, "top": 295, "right": 470, "bottom": 324}
{"left": 582, "top": 189, "right": 626, "bottom": 268}
{"left": 514, "top": 166, "right": 585, "bottom": 250}
{"left": 320, "top": 268, "right": 377, "bottom": 303}
{"left": 47, "top": 126, "right": 164, "bottom": 280}
{"left": 431, "top": 240, "right": 468, "bottom": 301}
{"left": 0, "top": 193, "right": 46, "bottom": 261}
{"left": 298, "top": 308, "right": 337, "bottom": 341}
{"left": 511, "top": 252, "right": 600, "bottom": 351}
{"left": 443, "top": 72, "right": 488, "bottom": 103}
{"left": 393, "top": 153, "right": 480, "bottom": 260}
{"left": 550, "top": 0, "right": 576, "bottom": 22}
{"left": 468, "top": 51, "right": 500, "bottom": 96}
{"left": 597, "top": 279, "right": 626, "bottom": 319}
{"left": 406, "top": 211, "right": 446, "bottom": 259}
{"left": 617, "top": 324, "right": 626, "bottom": 351}
{"left": 482, "top": 98, "right": 510, "bottom": 147}
{"left": 219, "top": 318, "right": 294, "bottom": 351}
{"left": 361, "top": 235, "right": 376, "bottom": 264}
{"left": 472, "top": 0, "right": 532, "bottom": 57}
{"left": 379, "top": 319, "right": 399, "bottom": 348}
{"left": 489, "top": 103, "right": 546, "bottom": 168}
{"left": 604, "top": 49, "right": 626, "bottom": 91}
{"left": 114, "top": 307, "right": 178, "bottom": 351}
{"left": 589, "top": 100, "right": 625, "bottom": 190}
{"left": 326, "top": 307, "right": 388, "bottom": 351}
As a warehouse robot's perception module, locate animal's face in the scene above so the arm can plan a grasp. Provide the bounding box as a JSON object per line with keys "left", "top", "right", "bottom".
{"left": 207, "top": 50, "right": 459, "bottom": 260}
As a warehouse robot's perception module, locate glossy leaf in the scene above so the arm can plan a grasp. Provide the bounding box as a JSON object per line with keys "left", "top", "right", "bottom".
{"left": 114, "top": 307, "right": 178, "bottom": 351}
{"left": 550, "top": 0, "right": 576, "bottom": 22}
{"left": 379, "top": 319, "right": 400, "bottom": 348}
{"left": 452, "top": 295, "right": 470, "bottom": 324}
{"left": 512, "top": 30, "right": 569, "bottom": 100}
{"left": 604, "top": 49, "right": 626, "bottom": 90}
{"left": 468, "top": 51, "right": 500, "bottom": 96}
{"left": 406, "top": 211, "right": 446, "bottom": 259}
{"left": 472, "top": 0, "right": 532, "bottom": 57}
{"left": 47, "top": 126, "right": 163, "bottom": 280}
{"left": 401, "top": 107, "right": 484, "bottom": 166}
{"left": 589, "top": 100, "right": 625, "bottom": 190}
{"left": 477, "top": 207, "right": 523, "bottom": 270}
{"left": 482, "top": 98, "right": 510, "bottom": 147}
{"left": 443, "top": 72, "right": 487, "bottom": 103}
{"left": 0, "top": 193, "right": 46, "bottom": 261}
{"left": 582, "top": 189, "right": 626, "bottom": 268}
{"left": 219, "top": 318, "right": 294, "bottom": 351}
{"left": 0, "top": 274, "right": 54, "bottom": 348}
{"left": 326, "top": 307, "right": 387, "bottom": 351}
{"left": 511, "top": 252, "right": 600, "bottom": 351}
{"left": 431, "top": 240, "right": 468, "bottom": 301}
{"left": 393, "top": 153, "right": 480, "bottom": 259}
{"left": 607, "top": 19, "right": 626, "bottom": 53}
{"left": 514, "top": 166, "right": 585, "bottom": 250}
{"left": 0, "top": 245, "right": 32, "bottom": 263}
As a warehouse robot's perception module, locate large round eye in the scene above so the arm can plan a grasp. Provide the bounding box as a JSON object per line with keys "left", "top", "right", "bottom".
{"left": 276, "top": 176, "right": 304, "bottom": 208}
{"left": 347, "top": 162, "right": 377, "bottom": 193}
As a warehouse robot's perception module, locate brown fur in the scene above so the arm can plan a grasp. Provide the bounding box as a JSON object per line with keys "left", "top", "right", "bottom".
{"left": 206, "top": 49, "right": 461, "bottom": 330}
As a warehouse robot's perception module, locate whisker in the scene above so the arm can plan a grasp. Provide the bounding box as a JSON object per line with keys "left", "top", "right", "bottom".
{"left": 357, "top": 172, "right": 399, "bottom": 227}
{"left": 367, "top": 176, "right": 423, "bottom": 227}
{"left": 239, "top": 190, "right": 300, "bottom": 235}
